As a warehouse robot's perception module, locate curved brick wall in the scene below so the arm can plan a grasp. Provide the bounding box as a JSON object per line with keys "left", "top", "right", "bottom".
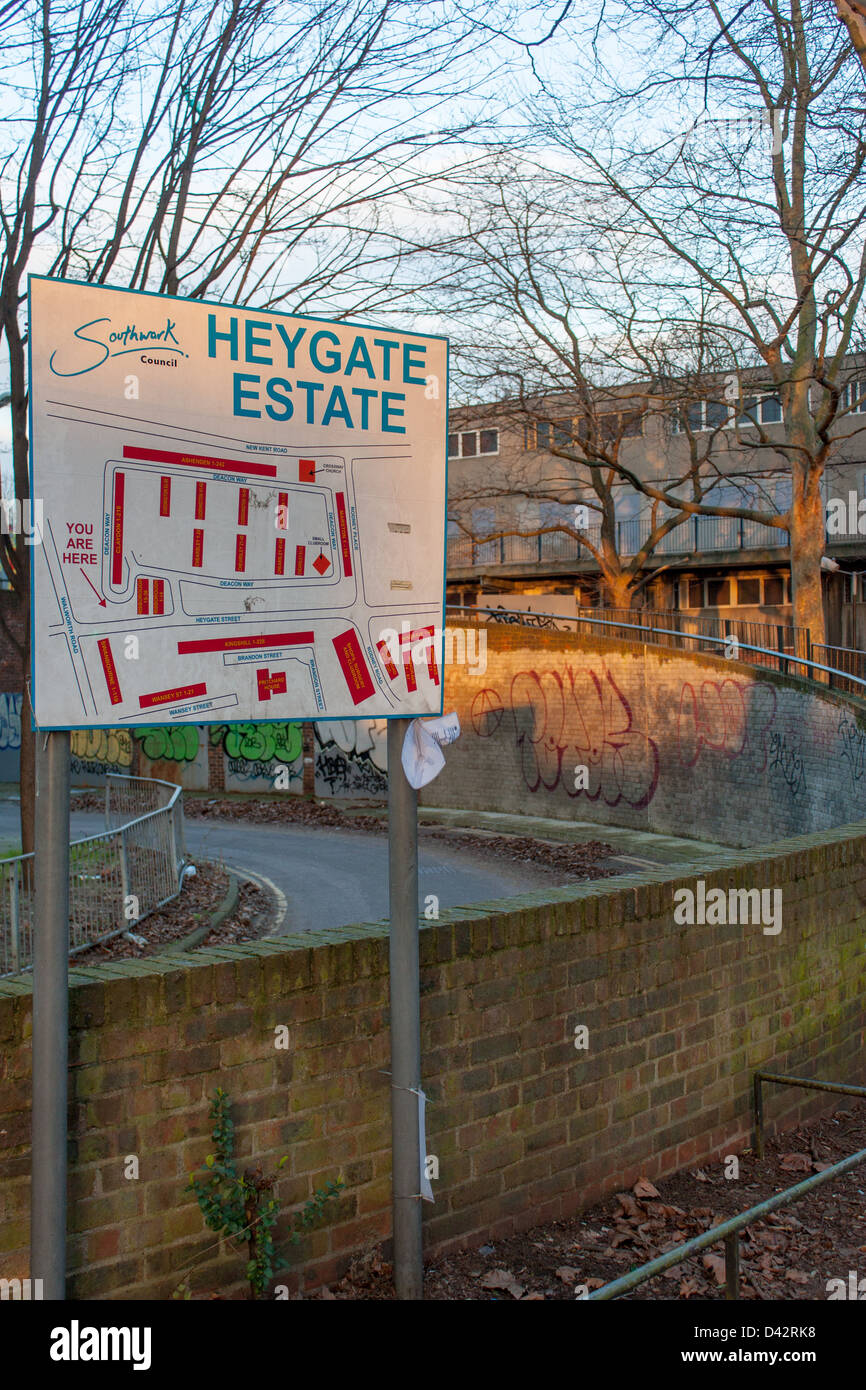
{"left": 424, "top": 623, "right": 866, "bottom": 847}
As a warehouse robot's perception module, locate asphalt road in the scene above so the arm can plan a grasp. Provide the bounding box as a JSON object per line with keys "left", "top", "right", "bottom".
{"left": 0, "top": 803, "right": 571, "bottom": 936}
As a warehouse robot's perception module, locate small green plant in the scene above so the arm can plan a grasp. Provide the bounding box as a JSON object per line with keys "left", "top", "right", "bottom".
{"left": 187, "top": 1086, "right": 343, "bottom": 1299}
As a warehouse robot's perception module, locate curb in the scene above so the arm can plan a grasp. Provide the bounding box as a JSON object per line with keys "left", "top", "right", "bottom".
{"left": 165, "top": 871, "right": 239, "bottom": 954}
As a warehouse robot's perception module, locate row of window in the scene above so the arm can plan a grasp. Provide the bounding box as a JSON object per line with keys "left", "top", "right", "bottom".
{"left": 524, "top": 413, "right": 644, "bottom": 449}
{"left": 671, "top": 393, "right": 783, "bottom": 433}
{"left": 449, "top": 381, "right": 865, "bottom": 458}
{"left": 678, "top": 574, "right": 789, "bottom": 609}
{"left": 447, "top": 429, "right": 499, "bottom": 459}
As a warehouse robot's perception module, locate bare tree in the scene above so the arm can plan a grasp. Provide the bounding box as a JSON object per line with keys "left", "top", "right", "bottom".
{"left": 414, "top": 166, "right": 777, "bottom": 609}
{"left": 0, "top": 0, "right": 510, "bottom": 851}
{"left": 532, "top": 0, "right": 866, "bottom": 645}
{"left": 421, "top": 1, "right": 866, "bottom": 641}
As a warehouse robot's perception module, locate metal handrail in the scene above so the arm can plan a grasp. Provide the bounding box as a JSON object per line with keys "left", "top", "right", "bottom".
{"left": 753, "top": 1072, "right": 866, "bottom": 1158}
{"left": 588, "top": 1070, "right": 866, "bottom": 1300}
{"left": 446, "top": 605, "right": 866, "bottom": 692}
{"left": 586, "top": 1144, "right": 866, "bottom": 1300}
{"left": 0, "top": 773, "right": 186, "bottom": 977}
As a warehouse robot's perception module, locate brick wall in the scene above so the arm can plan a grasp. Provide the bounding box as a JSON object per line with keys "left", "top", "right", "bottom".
{"left": 422, "top": 623, "right": 866, "bottom": 847}
{"left": 2, "top": 821, "right": 866, "bottom": 1298}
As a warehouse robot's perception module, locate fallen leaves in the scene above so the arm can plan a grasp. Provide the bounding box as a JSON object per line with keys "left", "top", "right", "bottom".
{"left": 317, "top": 1107, "right": 866, "bottom": 1302}
{"left": 633, "top": 1177, "right": 660, "bottom": 1199}
{"left": 779, "top": 1153, "right": 813, "bottom": 1173}
{"left": 615, "top": 1192, "right": 641, "bottom": 1218}
{"left": 480, "top": 1268, "right": 525, "bottom": 1299}
{"left": 702, "top": 1253, "right": 727, "bottom": 1285}
{"left": 678, "top": 1277, "right": 702, "bottom": 1298}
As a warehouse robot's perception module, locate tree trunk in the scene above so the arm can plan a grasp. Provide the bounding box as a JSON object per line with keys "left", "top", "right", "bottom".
{"left": 789, "top": 470, "right": 827, "bottom": 657}
{"left": 19, "top": 602, "right": 34, "bottom": 860}
{"left": 600, "top": 571, "right": 638, "bottom": 611}
{"left": 836, "top": 1, "right": 866, "bottom": 68}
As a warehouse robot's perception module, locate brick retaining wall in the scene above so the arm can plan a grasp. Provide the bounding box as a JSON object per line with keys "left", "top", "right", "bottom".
{"left": 421, "top": 624, "right": 866, "bottom": 847}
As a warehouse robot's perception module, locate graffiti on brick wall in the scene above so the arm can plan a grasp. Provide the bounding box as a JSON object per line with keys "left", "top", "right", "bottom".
{"left": 134, "top": 726, "right": 200, "bottom": 763}
{"left": 472, "top": 666, "right": 660, "bottom": 809}
{"left": 466, "top": 664, "right": 823, "bottom": 809}
{"left": 838, "top": 714, "right": 866, "bottom": 788}
{"left": 315, "top": 720, "right": 388, "bottom": 796}
{"left": 767, "top": 730, "right": 807, "bottom": 798}
{"left": 209, "top": 722, "right": 302, "bottom": 765}
{"left": 0, "top": 693, "right": 22, "bottom": 750}
{"left": 674, "top": 677, "right": 809, "bottom": 798}
{"left": 676, "top": 679, "right": 777, "bottom": 772}
{"left": 70, "top": 727, "right": 133, "bottom": 775}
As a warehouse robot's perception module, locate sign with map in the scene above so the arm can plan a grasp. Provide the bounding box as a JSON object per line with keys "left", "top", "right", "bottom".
{"left": 28, "top": 276, "right": 447, "bottom": 728}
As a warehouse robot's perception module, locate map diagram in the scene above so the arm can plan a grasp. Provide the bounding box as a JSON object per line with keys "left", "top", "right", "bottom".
{"left": 29, "top": 277, "right": 447, "bottom": 728}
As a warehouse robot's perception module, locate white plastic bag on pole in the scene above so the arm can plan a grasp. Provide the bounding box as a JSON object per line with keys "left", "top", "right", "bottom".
{"left": 400, "top": 712, "right": 460, "bottom": 790}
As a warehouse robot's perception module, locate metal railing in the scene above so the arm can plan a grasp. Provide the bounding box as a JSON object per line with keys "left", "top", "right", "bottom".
{"left": 447, "top": 604, "right": 866, "bottom": 691}
{"left": 589, "top": 1071, "right": 866, "bottom": 1300}
{"left": 811, "top": 643, "right": 866, "bottom": 698}
{"left": 753, "top": 1072, "right": 866, "bottom": 1158}
{"left": 0, "top": 774, "right": 186, "bottom": 978}
{"left": 448, "top": 516, "right": 788, "bottom": 569}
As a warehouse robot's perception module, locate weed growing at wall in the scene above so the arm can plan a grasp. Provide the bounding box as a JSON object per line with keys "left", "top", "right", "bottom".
{"left": 185, "top": 1086, "right": 343, "bottom": 1299}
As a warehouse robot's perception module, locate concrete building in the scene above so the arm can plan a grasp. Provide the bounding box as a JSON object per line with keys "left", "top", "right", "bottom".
{"left": 446, "top": 360, "right": 866, "bottom": 650}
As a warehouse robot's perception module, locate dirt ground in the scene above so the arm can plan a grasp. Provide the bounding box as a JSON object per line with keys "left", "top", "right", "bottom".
{"left": 76, "top": 863, "right": 274, "bottom": 963}
{"left": 320, "top": 1101, "right": 866, "bottom": 1300}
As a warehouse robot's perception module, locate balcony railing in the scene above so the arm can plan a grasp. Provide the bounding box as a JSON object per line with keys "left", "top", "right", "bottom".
{"left": 447, "top": 515, "right": 788, "bottom": 569}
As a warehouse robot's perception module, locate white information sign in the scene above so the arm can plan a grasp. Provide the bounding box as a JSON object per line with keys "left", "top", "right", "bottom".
{"left": 28, "top": 277, "right": 448, "bottom": 728}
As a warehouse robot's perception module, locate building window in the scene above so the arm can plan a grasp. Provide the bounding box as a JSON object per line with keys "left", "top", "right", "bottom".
{"left": 706, "top": 578, "right": 731, "bottom": 607}
{"left": 671, "top": 400, "right": 729, "bottom": 432}
{"left": 680, "top": 578, "right": 704, "bottom": 609}
{"left": 671, "top": 392, "right": 782, "bottom": 432}
{"left": 737, "top": 576, "right": 761, "bottom": 605}
{"left": 763, "top": 574, "right": 785, "bottom": 606}
{"left": 842, "top": 380, "right": 866, "bottom": 413}
{"left": 579, "top": 411, "right": 644, "bottom": 442}
{"left": 471, "top": 506, "right": 496, "bottom": 538}
{"left": 621, "top": 409, "right": 644, "bottom": 437}
{"left": 448, "top": 429, "right": 499, "bottom": 459}
{"left": 526, "top": 411, "right": 644, "bottom": 448}
{"left": 535, "top": 418, "right": 574, "bottom": 450}
{"left": 734, "top": 393, "right": 782, "bottom": 428}
{"left": 538, "top": 500, "right": 576, "bottom": 530}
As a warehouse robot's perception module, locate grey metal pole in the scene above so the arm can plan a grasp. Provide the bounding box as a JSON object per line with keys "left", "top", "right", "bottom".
{"left": 387, "top": 717, "right": 423, "bottom": 1300}
{"left": 31, "top": 729, "right": 71, "bottom": 1300}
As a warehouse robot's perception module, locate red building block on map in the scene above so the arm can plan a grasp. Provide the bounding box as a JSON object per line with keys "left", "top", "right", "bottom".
{"left": 313, "top": 552, "right": 330, "bottom": 575}
{"left": 299, "top": 458, "right": 316, "bottom": 483}
{"left": 256, "top": 667, "right": 288, "bottom": 701}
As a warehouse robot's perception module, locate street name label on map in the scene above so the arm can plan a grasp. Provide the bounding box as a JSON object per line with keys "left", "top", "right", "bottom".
{"left": 28, "top": 276, "right": 447, "bottom": 728}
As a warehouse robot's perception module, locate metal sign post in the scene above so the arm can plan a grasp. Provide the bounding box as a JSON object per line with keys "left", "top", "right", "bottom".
{"left": 30, "top": 728, "right": 71, "bottom": 1299}
{"left": 387, "top": 717, "right": 423, "bottom": 1299}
